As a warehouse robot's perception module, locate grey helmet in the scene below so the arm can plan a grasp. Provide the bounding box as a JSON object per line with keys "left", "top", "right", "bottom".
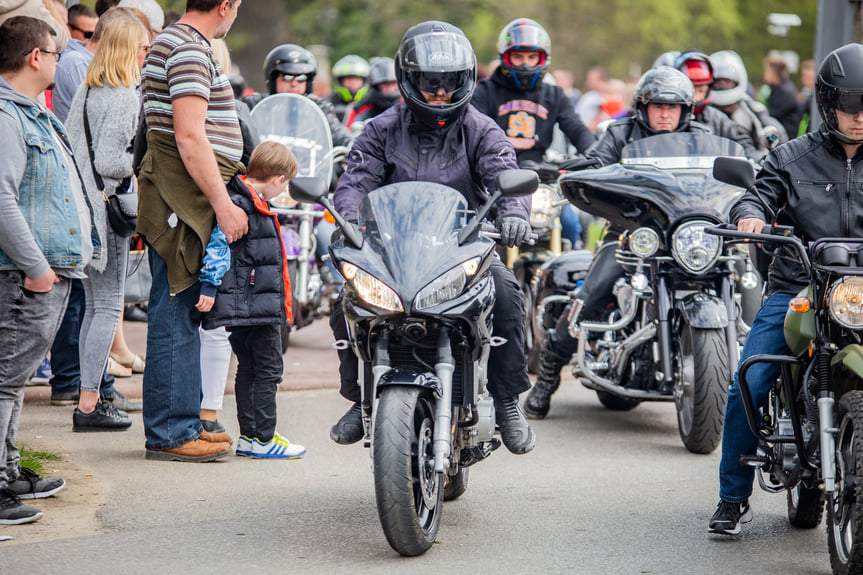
{"left": 633, "top": 66, "right": 695, "bottom": 133}
{"left": 710, "top": 50, "right": 748, "bottom": 108}
{"left": 652, "top": 50, "right": 681, "bottom": 69}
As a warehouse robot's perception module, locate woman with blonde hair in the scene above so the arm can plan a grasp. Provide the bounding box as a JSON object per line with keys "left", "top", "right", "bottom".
{"left": 64, "top": 19, "right": 150, "bottom": 431}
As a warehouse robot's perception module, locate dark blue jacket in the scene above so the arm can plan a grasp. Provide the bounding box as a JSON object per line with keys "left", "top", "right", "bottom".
{"left": 334, "top": 103, "right": 529, "bottom": 222}
{"left": 201, "top": 176, "right": 291, "bottom": 330}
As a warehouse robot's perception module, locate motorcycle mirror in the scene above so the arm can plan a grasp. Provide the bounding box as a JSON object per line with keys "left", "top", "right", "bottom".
{"left": 713, "top": 157, "right": 755, "bottom": 190}
{"left": 288, "top": 177, "right": 328, "bottom": 203}
{"left": 288, "top": 177, "right": 364, "bottom": 249}
{"left": 497, "top": 169, "right": 540, "bottom": 197}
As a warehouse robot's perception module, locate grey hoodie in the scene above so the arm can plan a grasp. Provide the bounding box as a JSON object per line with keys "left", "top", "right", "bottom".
{"left": 0, "top": 75, "right": 51, "bottom": 278}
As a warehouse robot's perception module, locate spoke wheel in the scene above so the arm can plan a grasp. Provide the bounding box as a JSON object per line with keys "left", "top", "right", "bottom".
{"left": 373, "top": 387, "right": 442, "bottom": 556}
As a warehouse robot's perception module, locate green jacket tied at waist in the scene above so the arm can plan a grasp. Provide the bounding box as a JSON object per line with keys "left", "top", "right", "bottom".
{"left": 136, "top": 129, "right": 244, "bottom": 294}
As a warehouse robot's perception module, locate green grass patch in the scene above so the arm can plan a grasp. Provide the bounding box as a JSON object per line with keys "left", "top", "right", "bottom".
{"left": 19, "top": 448, "right": 61, "bottom": 476}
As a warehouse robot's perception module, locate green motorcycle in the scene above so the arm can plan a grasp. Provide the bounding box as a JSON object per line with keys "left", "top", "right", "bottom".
{"left": 712, "top": 157, "right": 863, "bottom": 575}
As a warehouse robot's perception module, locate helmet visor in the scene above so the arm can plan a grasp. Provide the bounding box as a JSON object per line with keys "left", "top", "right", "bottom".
{"left": 399, "top": 32, "right": 475, "bottom": 73}
{"left": 409, "top": 70, "right": 470, "bottom": 94}
{"left": 836, "top": 91, "right": 863, "bottom": 115}
{"left": 502, "top": 24, "right": 547, "bottom": 52}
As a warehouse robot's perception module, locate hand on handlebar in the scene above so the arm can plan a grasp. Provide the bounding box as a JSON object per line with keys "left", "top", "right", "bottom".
{"left": 737, "top": 218, "right": 766, "bottom": 235}
{"left": 499, "top": 216, "right": 533, "bottom": 248}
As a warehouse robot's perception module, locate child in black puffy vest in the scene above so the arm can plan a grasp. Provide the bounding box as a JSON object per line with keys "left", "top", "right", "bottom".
{"left": 196, "top": 141, "right": 305, "bottom": 459}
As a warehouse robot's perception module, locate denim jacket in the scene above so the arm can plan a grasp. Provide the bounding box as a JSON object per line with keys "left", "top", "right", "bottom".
{"left": 0, "top": 92, "right": 99, "bottom": 273}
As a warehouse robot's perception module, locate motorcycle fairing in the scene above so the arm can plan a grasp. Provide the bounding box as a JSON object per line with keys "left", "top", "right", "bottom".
{"left": 376, "top": 366, "right": 443, "bottom": 397}
{"left": 676, "top": 292, "right": 729, "bottom": 329}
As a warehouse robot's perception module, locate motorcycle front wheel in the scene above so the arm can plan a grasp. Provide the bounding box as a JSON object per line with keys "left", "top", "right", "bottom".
{"left": 674, "top": 323, "right": 730, "bottom": 454}
{"left": 373, "top": 387, "right": 443, "bottom": 556}
{"left": 828, "top": 391, "right": 863, "bottom": 574}
{"left": 787, "top": 482, "right": 824, "bottom": 528}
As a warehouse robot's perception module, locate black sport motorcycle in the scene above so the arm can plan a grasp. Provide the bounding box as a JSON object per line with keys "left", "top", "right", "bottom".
{"left": 710, "top": 157, "right": 863, "bottom": 575}
{"left": 288, "top": 170, "right": 537, "bottom": 557}
{"left": 556, "top": 132, "right": 753, "bottom": 454}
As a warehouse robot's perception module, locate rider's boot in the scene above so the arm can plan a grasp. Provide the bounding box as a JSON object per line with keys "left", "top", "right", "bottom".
{"left": 495, "top": 395, "right": 536, "bottom": 454}
{"left": 330, "top": 403, "right": 364, "bottom": 445}
{"left": 525, "top": 299, "right": 582, "bottom": 419}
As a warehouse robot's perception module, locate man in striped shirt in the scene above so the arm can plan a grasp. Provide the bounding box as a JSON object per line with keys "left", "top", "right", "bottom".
{"left": 138, "top": 0, "right": 244, "bottom": 462}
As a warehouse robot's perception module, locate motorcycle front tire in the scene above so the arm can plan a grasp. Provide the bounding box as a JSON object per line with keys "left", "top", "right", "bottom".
{"left": 828, "top": 391, "right": 863, "bottom": 574}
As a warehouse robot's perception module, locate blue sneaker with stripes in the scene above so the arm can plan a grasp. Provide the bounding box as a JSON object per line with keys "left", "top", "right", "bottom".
{"left": 236, "top": 433, "right": 305, "bottom": 459}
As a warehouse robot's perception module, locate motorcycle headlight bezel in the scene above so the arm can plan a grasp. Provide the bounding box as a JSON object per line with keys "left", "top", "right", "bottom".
{"left": 529, "top": 184, "right": 563, "bottom": 229}
{"left": 342, "top": 263, "right": 403, "bottom": 312}
{"left": 829, "top": 276, "right": 863, "bottom": 329}
{"left": 671, "top": 220, "right": 722, "bottom": 275}
{"left": 414, "top": 257, "right": 481, "bottom": 311}
{"left": 629, "top": 227, "right": 660, "bottom": 258}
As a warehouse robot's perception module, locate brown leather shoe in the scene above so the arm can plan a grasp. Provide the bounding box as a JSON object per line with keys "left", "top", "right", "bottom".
{"left": 199, "top": 428, "right": 233, "bottom": 445}
{"left": 145, "top": 439, "right": 232, "bottom": 462}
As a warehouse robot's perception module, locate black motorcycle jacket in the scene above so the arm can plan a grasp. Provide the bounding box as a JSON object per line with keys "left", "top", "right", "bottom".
{"left": 696, "top": 104, "right": 760, "bottom": 159}
{"left": 731, "top": 128, "right": 863, "bottom": 296}
{"left": 334, "top": 103, "right": 529, "bottom": 223}
{"left": 584, "top": 116, "right": 711, "bottom": 167}
{"left": 472, "top": 68, "right": 596, "bottom": 163}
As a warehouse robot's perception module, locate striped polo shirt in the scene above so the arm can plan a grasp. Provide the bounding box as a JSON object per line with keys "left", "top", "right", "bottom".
{"left": 141, "top": 24, "right": 242, "bottom": 161}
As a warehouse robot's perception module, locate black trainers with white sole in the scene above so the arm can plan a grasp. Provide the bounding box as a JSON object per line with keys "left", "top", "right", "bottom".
{"left": 8, "top": 466, "right": 66, "bottom": 500}
{"left": 708, "top": 499, "right": 753, "bottom": 534}
{"left": 0, "top": 488, "right": 42, "bottom": 525}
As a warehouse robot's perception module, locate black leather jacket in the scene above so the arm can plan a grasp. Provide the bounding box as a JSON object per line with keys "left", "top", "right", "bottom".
{"left": 730, "top": 129, "right": 863, "bottom": 295}
{"left": 584, "top": 116, "right": 711, "bottom": 167}
{"left": 696, "top": 104, "right": 760, "bottom": 160}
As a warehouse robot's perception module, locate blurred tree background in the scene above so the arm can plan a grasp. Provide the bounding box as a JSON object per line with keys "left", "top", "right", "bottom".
{"left": 82, "top": 0, "right": 818, "bottom": 93}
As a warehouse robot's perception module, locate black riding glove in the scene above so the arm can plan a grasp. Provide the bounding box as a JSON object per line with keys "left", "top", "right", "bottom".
{"left": 499, "top": 216, "right": 531, "bottom": 248}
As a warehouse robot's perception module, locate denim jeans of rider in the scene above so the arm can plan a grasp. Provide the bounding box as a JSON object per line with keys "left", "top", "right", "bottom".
{"left": 0, "top": 272, "right": 70, "bottom": 488}
{"left": 719, "top": 292, "right": 794, "bottom": 503}
{"left": 229, "top": 324, "right": 283, "bottom": 443}
{"left": 330, "top": 256, "right": 531, "bottom": 403}
{"left": 142, "top": 247, "right": 203, "bottom": 451}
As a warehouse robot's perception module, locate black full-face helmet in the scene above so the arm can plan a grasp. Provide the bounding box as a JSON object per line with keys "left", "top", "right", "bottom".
{"left": 395, "top": 21, "right": 477, "bottom": 129}
{"left": 497, "top": 18, "right": 551, "bottom": 90}
{"left": 264, "top": 44, "right": 317, "bottom": 95}
{"left": 633, "top": 66, "right": 695, "bottom": 134}
{"left": 816, "top": 43, "right": 863, "bottom": 144}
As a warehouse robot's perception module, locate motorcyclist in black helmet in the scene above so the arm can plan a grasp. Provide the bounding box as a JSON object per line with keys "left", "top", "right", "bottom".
{"left": 709, "top": 42, "right": 863, "bottom": 536}
{"left": 674, "top": 50, "right": 761, "bottom": 159}
{"left": 525, "top": 67, "right": 712, "bottom": 419}
{"left": 472, "top": 18, "right": 595, "bottom": 163}
{"left": 345, "top": 56, "right": 401, "bottom": 127}
{"left": 329, "top": 20, "right": 537, "bottom": 455}
{"left": 248, "top": 43, "right": 353, "bottom": 148}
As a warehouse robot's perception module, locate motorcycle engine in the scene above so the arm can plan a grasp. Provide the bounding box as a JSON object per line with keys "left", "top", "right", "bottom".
{"left": 474, "top": 396, "right": 496, "bottom": 443}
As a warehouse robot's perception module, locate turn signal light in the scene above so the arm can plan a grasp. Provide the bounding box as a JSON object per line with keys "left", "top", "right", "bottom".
{"left": 789, "top": 297, "right": 811, "bottom": 313}
{"left": 324, "top": 210, "right": 335, "bottom": 224}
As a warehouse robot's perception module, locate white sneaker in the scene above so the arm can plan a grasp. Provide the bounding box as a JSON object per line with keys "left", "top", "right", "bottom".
{"left": 242, "top": 433, "right": 306, "bottom": 459}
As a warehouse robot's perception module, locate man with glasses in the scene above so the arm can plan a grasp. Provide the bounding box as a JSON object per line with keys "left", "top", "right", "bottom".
{"left": 329, "top": 21, "right": 537, "bottom": 455}
{"left": 0, "top": 15, "right": 93, "bottom": 525}
{"left": 66, "top": 3, "right": 97, "bottom": 42}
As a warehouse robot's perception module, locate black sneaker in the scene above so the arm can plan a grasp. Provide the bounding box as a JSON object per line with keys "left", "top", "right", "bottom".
{"left": 107, "top": 390, "right": 142, "bottom": 412}
{"left": 708, "top": 500, "right": 753, "bottom": 534}
{"left": 330, "top": 403, "right": 364, "bottom": 445}
{"left": 201, "top": 419, "right": 226, "bottom": 434}
{"left": 73, "top": 399, "right": 132, "bottom": 432}
{"left": 8, "top": 467, "right": 65, "bottom": 500}
{"left": 0, "top": 488, "right": 42, "bottom": 525}
{"left": 495, "top": 396, "right": 536, "bottom": 454}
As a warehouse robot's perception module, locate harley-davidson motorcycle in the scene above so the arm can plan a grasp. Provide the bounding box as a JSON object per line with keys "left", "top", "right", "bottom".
{"left": 556, "top": 132, "right": 755, "bottom": 454}
{"left": 710, "top": 157, "right": 863, "bottom": 575}
{"left": 288, "top": 170, "right": 537, "bottom": 557}
{"left": 251, "top": 93, "right": 348, "bottom": 351}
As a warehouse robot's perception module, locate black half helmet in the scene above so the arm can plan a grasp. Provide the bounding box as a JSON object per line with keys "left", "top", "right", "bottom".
{"left": 633, "top": 66, "right": 695, "bottom": 134}
{"left": 395, "top": 21, "right": 477, "bottom": 129}
{"left": 816, "top": 43, "right": 863, "bottom": 144}
{"left": 264, "top": 44, "right": 317, "bottom": 95}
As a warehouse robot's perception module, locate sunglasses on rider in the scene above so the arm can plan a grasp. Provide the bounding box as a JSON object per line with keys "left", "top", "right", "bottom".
{"left": 412, "top": 71, "right": 465, "bottom": 95}
{"left": 69, "top": 23, "right": 94, "bottom": 40}
{"left": 836, "top": 92, "right": 863, "bottom": 115}
{"left": 281, "top": 73, "right": 308, "bottom": 83}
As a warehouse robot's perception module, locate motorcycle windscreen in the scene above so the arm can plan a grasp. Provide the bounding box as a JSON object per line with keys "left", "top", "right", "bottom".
{"left": 250, "top": 93, "right": 334, "bottom": 183}
{"left": 560, "top": 133, "right": 748, "bottom": 230}
{"left": 357, "top": 183, "right": 490, "bottom": 305}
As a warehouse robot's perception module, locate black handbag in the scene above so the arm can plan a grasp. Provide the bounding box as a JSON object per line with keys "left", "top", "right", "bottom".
{"left": 83, "top": 88, "right": 138, "bottom": 238}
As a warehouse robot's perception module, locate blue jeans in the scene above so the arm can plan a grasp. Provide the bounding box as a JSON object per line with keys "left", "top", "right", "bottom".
{"left": 142, "top": 248, "right": 203, "bottom": 450}
{"left": 49, "top": 278, "right": 116, "bottom": 397}
{"left": 559, "top": 205, "right": 582, "bottom": 248}
{"left": 314, "top": 220, "right": 343, "bottom": 286}
{"left": 719, "top": 292, "right": 794, "bottom": 503}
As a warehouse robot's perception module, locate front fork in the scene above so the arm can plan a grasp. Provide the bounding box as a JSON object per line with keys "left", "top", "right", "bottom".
{"left": 295, "top": 207, "right": 315, "bottom": 305}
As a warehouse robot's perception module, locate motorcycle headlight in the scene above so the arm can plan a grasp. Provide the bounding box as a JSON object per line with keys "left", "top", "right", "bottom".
{"left": 829, "top": 276, "right": 863, "bottom": 329}
{"left": 414, "top": 257, "right": 481, "bottom": 311}
{"left": 529, "top": 184, "right": 562, "bottom": 229}
{"left": 269, "top": 191, "right": 297, "bottom": 209}
{"left": 672, "top": 220, "right": 722, "bottom": 274}
{"left": 629, "top": 227, "right": 660, "bottom": 258}
{"left": 342, "top": 263, "right": 403, "bottom": 312}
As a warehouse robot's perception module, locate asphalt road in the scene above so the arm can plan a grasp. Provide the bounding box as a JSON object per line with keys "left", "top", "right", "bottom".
{"left": 5, "top": 320, "right": 831, "bottom": 574}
